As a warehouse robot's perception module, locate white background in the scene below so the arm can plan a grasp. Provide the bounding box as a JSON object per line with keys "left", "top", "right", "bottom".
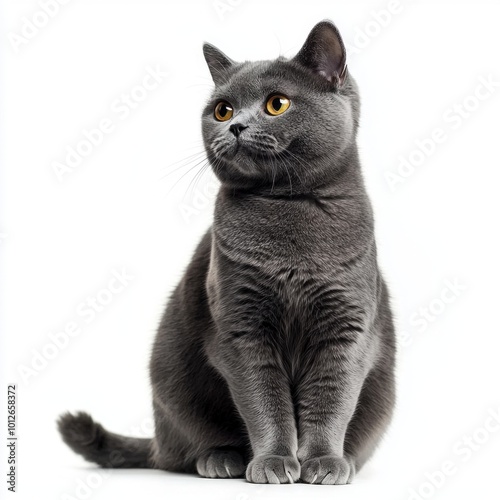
{"left": 2, "top": 0, "right": 500, "bottom": 499}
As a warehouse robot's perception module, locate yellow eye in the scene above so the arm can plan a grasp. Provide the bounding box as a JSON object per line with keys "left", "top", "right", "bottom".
{"left": 214, "top": 101, "right": 233, "bottom": 121}
{"left": 266, "top": 95, "right": 291, "bottom": 116}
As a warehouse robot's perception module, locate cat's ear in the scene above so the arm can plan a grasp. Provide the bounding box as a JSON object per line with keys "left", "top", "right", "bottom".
{"left": 203, "top": 43, "right": 236, "bottom": 86}
{"left": 292, "top": 21, "right": 348, "bottom": 87}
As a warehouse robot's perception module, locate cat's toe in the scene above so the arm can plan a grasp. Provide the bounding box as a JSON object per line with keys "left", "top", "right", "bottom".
{"left": 300, "top": 456, "right": 354, "bottom": 485}
{"left": 196, "top": 448, "right": 246, "bottom": 479}
{"left": 246, "top": 455, "right": 300, "bottom": 484}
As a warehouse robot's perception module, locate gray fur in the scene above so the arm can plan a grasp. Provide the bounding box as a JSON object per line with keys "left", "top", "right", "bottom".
{"left": 58, "top": 20, "right": 396, "bottom": 485}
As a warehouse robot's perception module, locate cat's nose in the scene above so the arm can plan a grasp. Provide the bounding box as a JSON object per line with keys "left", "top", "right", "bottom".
{"left": 229, "top": 123, "right": 248, "bottom": 137}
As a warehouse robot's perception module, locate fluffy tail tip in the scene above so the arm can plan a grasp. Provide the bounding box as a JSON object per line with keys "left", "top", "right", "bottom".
{"left": 57, "top": 411, "right": 103, "bottom": 450}
{"left": 57, "top": 411, "right": 152, "bottom": 469}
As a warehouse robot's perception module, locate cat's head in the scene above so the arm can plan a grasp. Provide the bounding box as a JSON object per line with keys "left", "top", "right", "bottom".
{"left": 202, "top": 21, "right": 360, "bottom": 192}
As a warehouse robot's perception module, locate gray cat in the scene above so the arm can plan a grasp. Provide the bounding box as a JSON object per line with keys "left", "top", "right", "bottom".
{"left": 58, "top": 20, "right": 396, "bottom": 485}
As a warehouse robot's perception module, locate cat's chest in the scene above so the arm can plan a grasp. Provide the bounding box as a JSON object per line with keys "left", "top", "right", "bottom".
{"left": 210, "top": 196, "right": 377, "bottom": 322}
{"left": 208, "top": 237, "right": 374, "bottom": 346}
{"left": 214, "top": 194, "right": 373, "bottom": 270}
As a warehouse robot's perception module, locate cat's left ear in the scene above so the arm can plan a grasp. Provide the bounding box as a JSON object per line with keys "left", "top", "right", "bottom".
{"left": 203, "top": 43, "right": 236, "bottom": 86}
{"left": 293, "top": 21, "right": 348, "bottom": 87}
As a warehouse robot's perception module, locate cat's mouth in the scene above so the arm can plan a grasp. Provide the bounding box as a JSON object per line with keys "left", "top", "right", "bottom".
{"left": 215, "top": 142, "right": 279, "bottom": 163}
{"left": 211, "top": 136, "right": 290, "bottom": 166}
{"left": 239, "top": 143, "right": 280, "bottom": 160}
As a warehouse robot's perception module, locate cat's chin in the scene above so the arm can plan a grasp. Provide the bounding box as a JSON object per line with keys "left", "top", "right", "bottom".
{"left": 209, "top": 142, "right": 297, "bottom": 188}
{"left": 219, "top": 154, "right": 265, "bottom": 179}
{"left": 209, "top": 155, "right": 277, "bottom": 190}
{"left": 212, "top": 145, "right": 271, "bottom": 172}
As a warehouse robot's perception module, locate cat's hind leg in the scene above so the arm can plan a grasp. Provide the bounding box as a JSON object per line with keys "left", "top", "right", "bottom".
{"left": 196, "top": 447, "right": 247, "bottom": 478}
{"left": 343, "top": 361, "right": 396, "bottom": 472}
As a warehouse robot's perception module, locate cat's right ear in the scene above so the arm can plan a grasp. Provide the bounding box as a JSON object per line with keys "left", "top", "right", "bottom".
{"left": 203, "top": 43, "right": 236, "bottom": 86}
{"left": 292, "top": 21, "right": 348, "bottom": 87}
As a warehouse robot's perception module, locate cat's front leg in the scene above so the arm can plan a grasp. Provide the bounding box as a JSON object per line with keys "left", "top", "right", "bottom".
{"left": 296, "top": 334, "right": 370, "bottom": 485}
{"left": 209, "top": 329, "right": 300, "bottom": 484}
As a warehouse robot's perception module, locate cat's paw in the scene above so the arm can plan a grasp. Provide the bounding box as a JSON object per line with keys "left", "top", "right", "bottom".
{"left": 246, "top": 455, "right": 300, "bottom": 484}
{"left": 300, "top": 456, "right": 354, "bottom": 485}
{"left": 196, "top": 448, "right": 246, "bottom": 479}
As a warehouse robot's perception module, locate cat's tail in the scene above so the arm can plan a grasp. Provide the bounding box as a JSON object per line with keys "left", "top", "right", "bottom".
{"left": 57, "top": 411, "right": 153, "bottom": 468}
